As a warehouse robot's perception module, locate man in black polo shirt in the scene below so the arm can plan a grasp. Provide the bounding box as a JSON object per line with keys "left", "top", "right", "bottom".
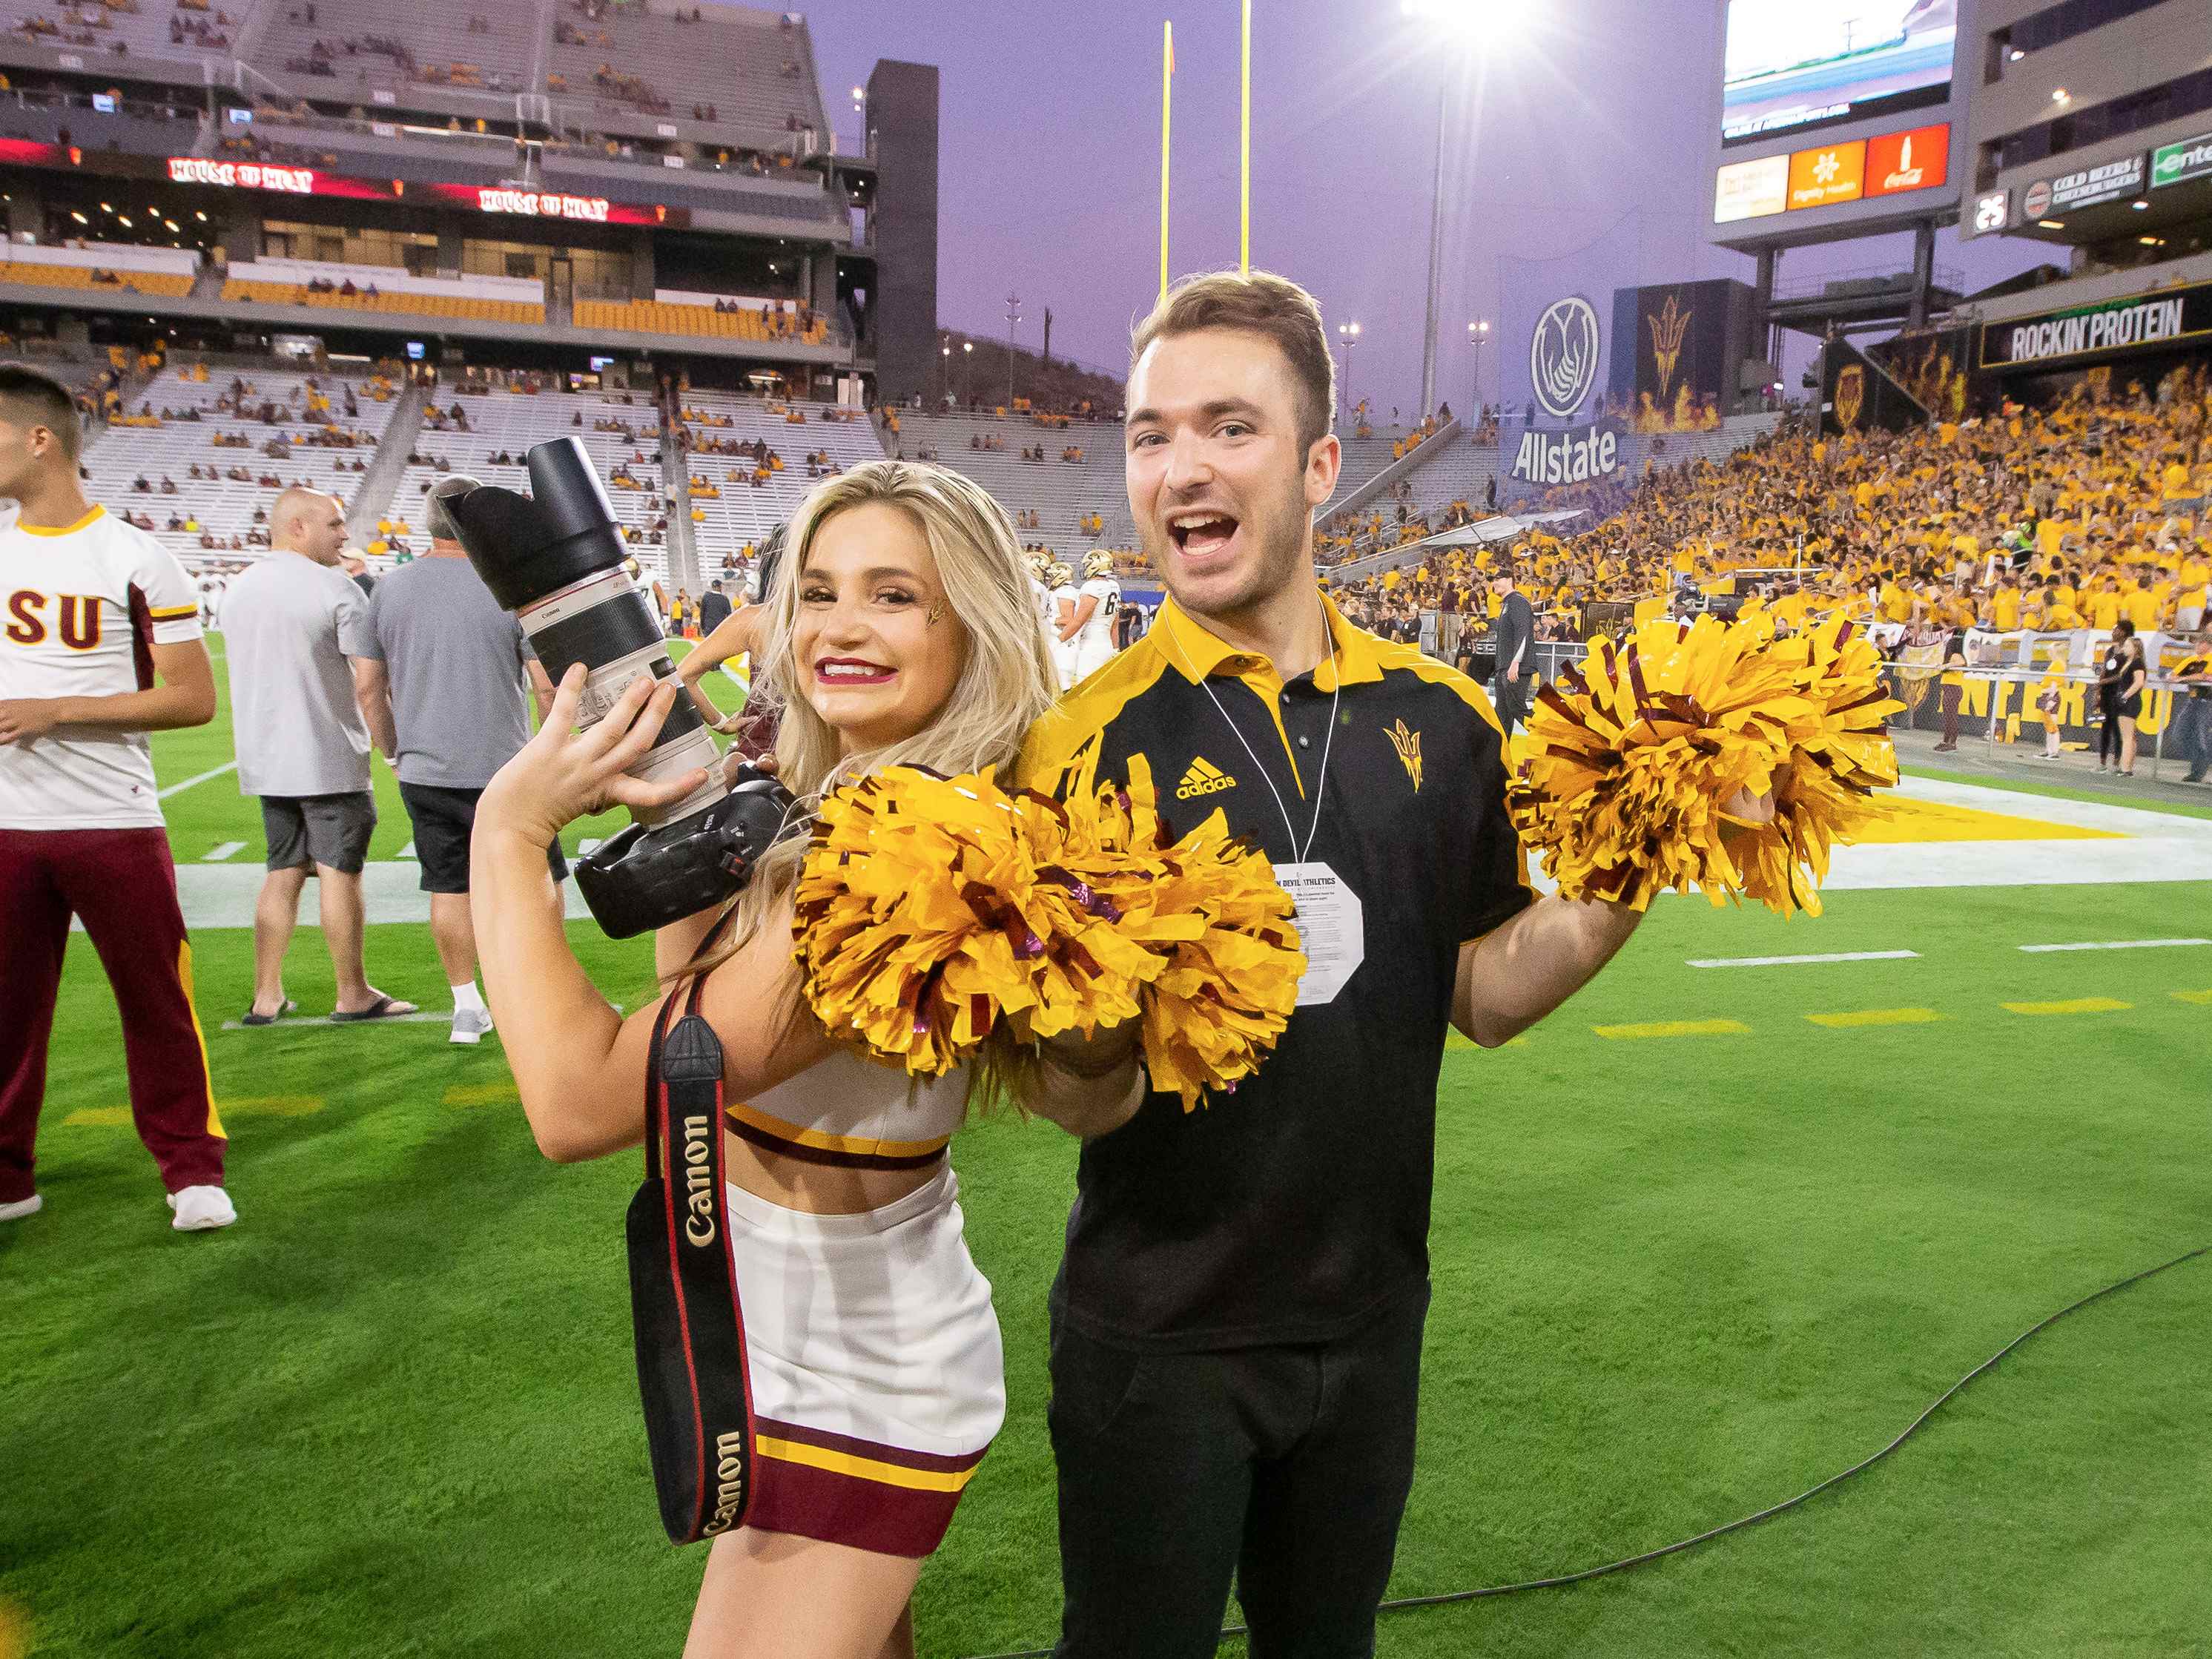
{"left": 1017, "top": 271, "right": 1686, "bottom": 1658}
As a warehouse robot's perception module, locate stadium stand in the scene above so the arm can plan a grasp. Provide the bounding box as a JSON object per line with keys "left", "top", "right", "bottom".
{"left": 364, "top": 377, "right": 675, "bottom": 576}
{"left": 543, "top": 1, "right": 827, "bottom": 147}
{"left": 575, "top": 294, "right": 831, "bottom": 346}
{"left": 243, "top": 0, "right": 544, "bottom": 97}
{"left": 0, "top": 242, "right": 199, "bottom": 300}
{"left": 882, "top": 411, "right": 1132, "bottom": 558}
{"left": 79, "top": 360, "right": 403, "bottom": 561}
{"left": 1330, "top": 368, "right": 2211, "bottom": 650}
{"left": 221, "top": 259, "right": 547, "bottom": 326}
{"left": 676, "top": 388, "right": 885, "bottom": 555}
{"left": 0, "top": 0, "right": 241, "bottom": 64}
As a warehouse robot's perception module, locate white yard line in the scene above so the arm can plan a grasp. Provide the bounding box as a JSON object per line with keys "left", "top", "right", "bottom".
{"left": 201, "top": 841, "right": 245, "bottom": 862}
{"left": 156, "top": 759, "right": 236, "bottom": 799}
{"left": 1688, "top": 950, "right": 1921, "bottom": 969}
{"left": 2017, "top": 938, "right": 2210, "bottom": 953}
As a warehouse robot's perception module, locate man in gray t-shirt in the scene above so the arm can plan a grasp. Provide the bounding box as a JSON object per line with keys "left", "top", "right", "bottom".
{"left": 219, "top": 487, "right": 415, "bottom": 1024}
{"left": 357, "top": 475, "right": 558, "bottom": 1043}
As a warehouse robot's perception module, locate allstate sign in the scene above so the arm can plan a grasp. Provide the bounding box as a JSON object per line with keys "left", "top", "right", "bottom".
{"left": 1529, "top": 295, "right": 1602, "bottom": 420}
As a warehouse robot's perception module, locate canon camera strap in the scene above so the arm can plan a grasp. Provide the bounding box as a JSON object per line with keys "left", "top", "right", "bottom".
{"left": 627, "top": 974, "right": 756, "bottom": 1544}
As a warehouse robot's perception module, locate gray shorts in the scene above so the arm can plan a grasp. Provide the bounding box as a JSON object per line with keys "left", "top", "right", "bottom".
{"left": 261, "top": 791, "right": 376, "bottom": 875}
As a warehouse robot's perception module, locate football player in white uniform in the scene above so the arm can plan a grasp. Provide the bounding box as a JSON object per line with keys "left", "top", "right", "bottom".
{"left": 1068, "top": 549, "right": 1123, "bottom": 684}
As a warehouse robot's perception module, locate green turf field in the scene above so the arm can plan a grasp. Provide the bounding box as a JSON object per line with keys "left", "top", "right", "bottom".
{"left": 5, "top": 647, "right": 2211, "bottom": 1658}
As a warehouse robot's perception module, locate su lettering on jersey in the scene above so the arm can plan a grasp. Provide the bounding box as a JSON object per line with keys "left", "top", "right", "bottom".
{"left": 4, "top": 591, "right": 107, "bottom": 651}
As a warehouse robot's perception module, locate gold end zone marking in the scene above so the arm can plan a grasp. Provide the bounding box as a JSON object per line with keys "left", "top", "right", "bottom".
{"left": 1804, "top": 1007, "right": 1945, "bottom": 1029}
{"left": 2171, "top": 989, "right": 2212, "bottom": 1005}
{"left": 1593, "top": 1019, "right": 1750, "bottom": 1040}
{"left": 2002, "top": 997, "right": 2133, "bottom": 1016}
{"left": 444, "top": 1081, "right": 519, "bottom": 1107}
{"left": 62, "top": 1095, "right": 320, "bottom": 1128}
{"left": 221, "top": 1095, "right": 323, "bottom": 1118}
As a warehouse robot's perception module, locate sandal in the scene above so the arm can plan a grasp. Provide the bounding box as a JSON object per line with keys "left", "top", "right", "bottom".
{"left": 239, "top": 998, "right": 296, "bottom": 1027}
{"left": 329, "top": 994, "right": 421, "bottom": 1023}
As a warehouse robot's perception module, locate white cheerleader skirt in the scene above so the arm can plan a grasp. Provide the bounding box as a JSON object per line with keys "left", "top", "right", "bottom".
{"left": 724, "top": 1163, "right": 1005, "bottom": 1557}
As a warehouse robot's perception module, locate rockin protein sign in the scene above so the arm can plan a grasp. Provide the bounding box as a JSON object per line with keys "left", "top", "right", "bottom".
{"left": 1980, "top": 283, "right": 2212, "bottom": 370}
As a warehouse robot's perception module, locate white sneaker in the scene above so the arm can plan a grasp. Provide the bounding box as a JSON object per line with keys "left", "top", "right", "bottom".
{"left": 449, "top": 1005, "right": 495, "bottom": 1046}
{"left": 166, "top": 1185, "right": 237, "bottom": 1231}
{"left": 0, "top": 1193, "right": 42, "bottom": 1222}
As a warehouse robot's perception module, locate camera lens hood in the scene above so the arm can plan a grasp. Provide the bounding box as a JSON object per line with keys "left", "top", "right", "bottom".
{"left": 446, "top": 436, "right": 630, "bottom": 611}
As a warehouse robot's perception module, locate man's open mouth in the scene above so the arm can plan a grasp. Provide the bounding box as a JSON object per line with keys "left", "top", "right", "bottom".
{"left": 1169, "top": 509, "right": 1240, "bottom": 558}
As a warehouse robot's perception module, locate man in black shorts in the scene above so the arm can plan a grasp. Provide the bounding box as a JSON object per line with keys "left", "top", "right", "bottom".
{"left": 357, "top": 477, "right": 558, "bottom": 1043}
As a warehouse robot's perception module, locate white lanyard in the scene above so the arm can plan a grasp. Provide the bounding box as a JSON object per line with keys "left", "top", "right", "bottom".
{"left": 1168, "top": 610, "right": 1341, "bottom": 865}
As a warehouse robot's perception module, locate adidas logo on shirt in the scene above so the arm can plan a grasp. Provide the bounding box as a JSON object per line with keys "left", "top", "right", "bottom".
{"left": 1176, "top": 756, "right": 1237, "bottom": 799}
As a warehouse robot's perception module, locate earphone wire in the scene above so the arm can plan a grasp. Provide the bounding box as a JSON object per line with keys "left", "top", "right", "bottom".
{"left": 1166, "top": 598, "right": 1341, "bottom": 865}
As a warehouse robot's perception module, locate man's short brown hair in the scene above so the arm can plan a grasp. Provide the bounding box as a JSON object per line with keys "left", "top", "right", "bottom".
{"left": 1130, "top": 270, "right": 1336, "bottom": 458}
{"left": 0, "top": 362, "right": 82, "bottom": 458}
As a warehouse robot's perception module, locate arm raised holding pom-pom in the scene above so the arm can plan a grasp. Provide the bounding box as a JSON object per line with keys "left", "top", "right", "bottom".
{"left": 1028, "top": 1021, "right": 1147, "bottom": 1139}
{"left": 1454, "top": 784, "right": 1772, "bottom": 1047}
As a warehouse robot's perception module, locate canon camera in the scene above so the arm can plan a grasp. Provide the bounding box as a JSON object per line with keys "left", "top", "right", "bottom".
{"left": 444, "top": 437, "right": 793, "bottom": 938}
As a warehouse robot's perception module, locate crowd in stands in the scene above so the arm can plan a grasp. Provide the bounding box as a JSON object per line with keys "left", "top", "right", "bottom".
{"left": 1325, "top": 367, "right": 2212, "bottom": 669}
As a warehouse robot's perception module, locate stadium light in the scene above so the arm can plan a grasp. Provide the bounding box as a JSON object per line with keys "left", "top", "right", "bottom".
{"left": 1467, "top": 318, "right": 1488, "bottom": 413}
{"left": 1399, "top": 0, "right": 1516, "bottom": 49}
{"left": 2050, "top": 88, "right": 2069, "bottom": 103}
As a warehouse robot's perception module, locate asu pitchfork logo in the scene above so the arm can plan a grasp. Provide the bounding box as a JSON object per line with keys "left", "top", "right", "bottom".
{"left": 1646, "top": 292, "right": 1691, "bottom": 403}
{"left": 1387, "top": 720, "right": 1422, "bottom": 793}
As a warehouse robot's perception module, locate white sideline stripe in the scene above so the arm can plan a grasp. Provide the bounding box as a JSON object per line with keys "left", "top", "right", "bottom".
{"left": 156, "top": 759, "right": 236, "bottom": 799}
{"left": 579, "top": 839, "right": 603, "bottom": 855}
{"left": 2016, "top": 938, "right": 2211, "bottom": 953}
{"left": 1688, "top": 950, "right": 1921, "bottom": 969}
{"left": 201, "top": 841, "right": 245, "bottom": 862}
{"left": 396, "top": 840, "right": 417, "bottom": 860}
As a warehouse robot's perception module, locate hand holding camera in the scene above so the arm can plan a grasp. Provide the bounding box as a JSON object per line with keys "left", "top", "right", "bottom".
{"left": 477, "top": 667, "right": 704, "bottom": 849}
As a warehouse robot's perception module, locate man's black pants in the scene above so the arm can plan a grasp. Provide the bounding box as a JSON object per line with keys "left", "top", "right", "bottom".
{"left": 1049, "top": 1287, "right": 1429, "bottom": 1659}
{"left": 1491, "top": 672, "right": 1532, "bottom": 739}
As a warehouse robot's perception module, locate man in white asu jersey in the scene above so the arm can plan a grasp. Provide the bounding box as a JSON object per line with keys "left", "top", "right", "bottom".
{"left": 0, "top": 363, "right": 235, "bottom": 1232}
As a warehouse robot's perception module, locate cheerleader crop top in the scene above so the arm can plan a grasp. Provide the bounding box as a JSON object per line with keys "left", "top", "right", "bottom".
{"left": 724, "top": 1049, "right": 968, "bottom": 1170}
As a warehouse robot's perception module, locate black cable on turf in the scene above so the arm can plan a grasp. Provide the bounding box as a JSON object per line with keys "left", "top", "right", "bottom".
{"left": 963, "top": 1242, "right": 2208, "bottom": 1659}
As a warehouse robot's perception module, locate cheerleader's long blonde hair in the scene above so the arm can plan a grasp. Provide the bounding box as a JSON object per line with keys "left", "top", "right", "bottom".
{"left": 687, "top": 460, "right": 1060, "bottom": 981}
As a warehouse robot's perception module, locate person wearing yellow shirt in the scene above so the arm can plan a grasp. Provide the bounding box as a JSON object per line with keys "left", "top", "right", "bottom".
{"left": 2121, "top": 583, "right": 2158, "bottom": 633}
{"left": 2087, "top": 582, "right": 2122, "bottom": 630}
{"left": 1992, "top": 581, "right": 2022, "bottom": 632}
{"left": 2175, "top": 644, "right": 2212, "bottom": 782}
{"left": 2179, "top": 552, "right": 2210, "bottom": 631}
{"left": 2032, "top": 655, "right": 2068, "bottom": 759}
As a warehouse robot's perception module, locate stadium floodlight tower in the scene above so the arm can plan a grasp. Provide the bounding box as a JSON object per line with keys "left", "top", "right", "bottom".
{"left": 1402, "top": 0, "right": 1521, "bottom": 421}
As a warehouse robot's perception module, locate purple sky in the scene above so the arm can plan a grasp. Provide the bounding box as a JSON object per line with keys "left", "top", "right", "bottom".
{"left": 802, "top": 1, "right": 2048, "bottom": 409}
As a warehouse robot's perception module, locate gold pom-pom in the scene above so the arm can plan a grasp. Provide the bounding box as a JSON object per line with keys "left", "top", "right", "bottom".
{"left": 791, "top": 760, "right": 1305, "bottom": 1106}
{"left": 1505, "top": 615, "right": 1901, "bottom": 916}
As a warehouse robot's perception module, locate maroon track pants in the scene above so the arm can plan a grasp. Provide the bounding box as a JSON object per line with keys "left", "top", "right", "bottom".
{"left": 0, "top": 827, "right": 224, "bottom": 1202}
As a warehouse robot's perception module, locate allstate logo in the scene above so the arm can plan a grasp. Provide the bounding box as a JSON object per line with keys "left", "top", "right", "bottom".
{"left": 1529, "top": 295, "right": 1602, "bottom": 420}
